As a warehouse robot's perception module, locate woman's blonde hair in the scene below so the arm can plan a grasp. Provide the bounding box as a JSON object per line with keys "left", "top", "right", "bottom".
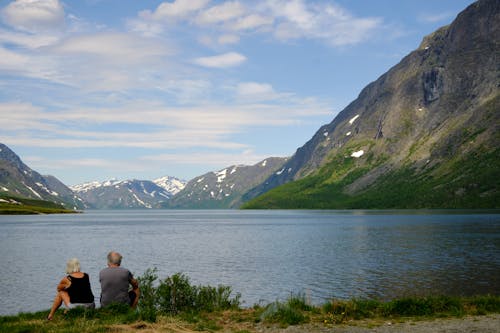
{"left": 66, "top": 258, "right": 81, "bottom": 274}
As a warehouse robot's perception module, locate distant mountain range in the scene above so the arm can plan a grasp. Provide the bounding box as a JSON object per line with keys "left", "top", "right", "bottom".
{"left": 165, "top": 157, "right": 287, "bottom": 209}
{"left": 0, "top": 142, "right": 287, "bottom": 210}
{"left": 1, "top": 0, "right": 498, "bottom": 211}
{"left": 70, "top": 177, "right": 186, "bottom": 209}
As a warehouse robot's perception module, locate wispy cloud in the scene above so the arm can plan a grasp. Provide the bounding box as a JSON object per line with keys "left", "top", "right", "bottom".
{"left": 0, "top": 95, "right": 334, "bottom": 151}
{"left": 133, "top": 0, "right": 382, "bottom": 47}
{"left": 194, "top": 52, "right": 247, "bottom": 68}
{"left": 141, "top": 150, "right": 268, "bottom": 166}
{"left": 266, "top": 0, "right": 382, "bottom": 46}
{"left": 196, "top": 1, "right": 246, "bottom": 25}
{"left": 417, "top": 11, "right": 455, "bottom": 24}
{"left": 149, "top": 0, "right": 210, "bottom": 20}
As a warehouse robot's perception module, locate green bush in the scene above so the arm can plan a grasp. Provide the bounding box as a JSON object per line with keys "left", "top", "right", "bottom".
{"left": 136, "top": 267, "right": 159, "bottom": 322}
{"left": 136, "top": 270, "right": 241, "bottom": 321}
{"left": 259, "top": 294, "right": 311, "bottom": 326}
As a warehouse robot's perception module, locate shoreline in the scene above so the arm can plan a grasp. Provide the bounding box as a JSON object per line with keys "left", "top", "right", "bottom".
{"left": 2, "top": 294, "right": 499, "bottom": 333}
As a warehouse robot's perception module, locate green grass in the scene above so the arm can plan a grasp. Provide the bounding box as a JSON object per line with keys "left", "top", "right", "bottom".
{"left": 243, "top": 146, "right": 500, "bottom": 209}
{"left": 0, "top": 195, "right": 77, "bottom": 215}
{"left": 1, "top": 283, "right": 499, "bottom": 333}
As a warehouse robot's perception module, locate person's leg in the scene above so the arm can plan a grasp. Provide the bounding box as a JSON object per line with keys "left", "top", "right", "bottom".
{"left": 129, "top": 289, "right": 140, "bottom": 309}
{"left": 47, "top": 291, "right": 70, "bottom": 320}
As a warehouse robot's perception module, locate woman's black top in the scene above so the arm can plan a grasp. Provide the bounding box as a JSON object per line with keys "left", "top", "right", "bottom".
{"left": 66, "top": 273, "right": 95, "bottom": 303}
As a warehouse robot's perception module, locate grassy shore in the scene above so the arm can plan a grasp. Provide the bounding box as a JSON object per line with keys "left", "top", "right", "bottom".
{"left": 1, "top": 295, "right": 499, "bottom": 333}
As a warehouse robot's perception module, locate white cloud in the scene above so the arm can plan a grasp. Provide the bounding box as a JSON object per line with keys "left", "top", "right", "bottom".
{"left": 265, "top": 0, "right": 382, "bottom": 46}
{"left": 0, "top": 93, "right": 334, "bottom": 151}
{"left": 218, "top": 34, "right": 240, "bottom": 44}
{"left": 194, "top": 52, "right": 246, "bottom": 68}
{"left": 1, "top": 0, "right": 65, "bottom": 32}
{"left": 51, "top": 33, "right": 172, "bottom": 62}
{"left": 130, "top": 0, "right": 382, "bottom": 48}
{"left": 196, "top": 1, "right": 246, "bottom": 25}
{"left": 126, "top": 16, "right": 164, "bottom": 37}
{"left": 0, "top": 32, "right": 175, "bottom": 90}
{"left": 150, "top": 0, "right": 210, "bottom": 20}
{"left": 231, "top": 14, "right": 273, "bottom": 31}
{"left": 0, "top": 46, "right": 29, "bottom": 68}
{"left": 141, "top": 150, "right": 269, "bottom": 167}
{"left": 0, "top": 29, "right": 59, "bottom": 48}
{"left": 237, "top": 82, "right": 280, "bottom": 101}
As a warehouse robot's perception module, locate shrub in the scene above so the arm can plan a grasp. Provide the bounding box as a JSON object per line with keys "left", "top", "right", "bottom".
{"left": 136, "top": 270, "right": 241, "bottom": 321}
{"left": 259, "top": 294, "right": 311, "bottom": 326}
{"left": 157, "top": 273, "right": 196, "bottom": 314}
{"left": 136, "top": 268, "right": 159, "bottom": 322}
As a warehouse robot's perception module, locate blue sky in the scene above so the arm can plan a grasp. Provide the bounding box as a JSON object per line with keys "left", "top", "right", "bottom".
{"left": 0, "top": 0, "right": 475, "bottom": 185}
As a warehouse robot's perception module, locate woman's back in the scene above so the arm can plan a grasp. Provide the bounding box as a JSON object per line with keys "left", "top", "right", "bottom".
{"left": 67, "top": 273, "right": 94, "bottom": 303}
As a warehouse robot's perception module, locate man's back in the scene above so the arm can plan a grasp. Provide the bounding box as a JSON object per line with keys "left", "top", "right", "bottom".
{"left": 99, "top": 266, "right": 132, "bottom": 307}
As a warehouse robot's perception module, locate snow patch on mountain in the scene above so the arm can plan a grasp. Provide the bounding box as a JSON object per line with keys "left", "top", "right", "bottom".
{"left": 71, "top": 179, "right": 121, "bottom": 192}
{"left": 153, "top": 176, "right": 186, "bottom": 195}
{"left": 349, "top": 114, "right": 360, "bottom": 125}
{"left": 351, "top": 150, "right": 364, "bottom": 158}
{"left": 215, "top": 169, "right": 227, "bottom": 183}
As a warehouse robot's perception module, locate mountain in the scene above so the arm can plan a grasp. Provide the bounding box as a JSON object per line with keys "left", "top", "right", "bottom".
{"left": 166, "top": 157, "right": 287, "bottom": 208}
{"left": 243, "top": 0, "right": 500, "bottom": 209}
{"left": 153, "top": 176, "right": 186, "bottom": 195}
{"left": 0, "top": 143, "right": 84, "bottom": 210}
{"left": 71, "top": 177, "right": 186, "bottom": 209}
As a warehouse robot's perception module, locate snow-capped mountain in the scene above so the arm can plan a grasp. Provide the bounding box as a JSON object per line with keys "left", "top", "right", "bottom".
{"left": 71, "top": 177, "right": 186, "bottom": 209}
{"left": 153, "top": 176, "right": 186, "bottom": 195}
{"left": 165, "top": 157, "right": 287, "bottom": 209}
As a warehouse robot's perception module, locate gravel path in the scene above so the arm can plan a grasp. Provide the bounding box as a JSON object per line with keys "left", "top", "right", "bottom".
{"left": 253, "top": 314, "right": 500, "bottom": 333}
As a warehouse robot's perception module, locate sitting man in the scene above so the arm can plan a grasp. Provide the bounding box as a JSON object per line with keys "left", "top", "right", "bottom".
{"left": 99, "top": 251, "right": 140, "bottom": 308}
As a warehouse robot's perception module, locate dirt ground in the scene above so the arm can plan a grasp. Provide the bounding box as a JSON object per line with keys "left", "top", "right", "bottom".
{"left": 108, "top": 314, "right": 500, "bottom": 333}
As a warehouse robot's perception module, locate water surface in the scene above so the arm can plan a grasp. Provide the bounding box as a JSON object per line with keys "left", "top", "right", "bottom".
{"left": 0, "top": 210, "right": 499, "bottom": 315}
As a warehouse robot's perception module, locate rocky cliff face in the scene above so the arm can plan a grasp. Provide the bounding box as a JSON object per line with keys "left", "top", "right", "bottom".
{"left": 244, "top": 0, "right": 499, "bottom": 208}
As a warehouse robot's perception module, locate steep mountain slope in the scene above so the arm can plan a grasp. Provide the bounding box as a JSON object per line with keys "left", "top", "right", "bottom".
{"left": 244, "top": 0, "right": 499, "bottom": 209}
{"left": 0, "top": 143, "right": 84, "bottom": 210}
{"left": 166, "top": 157, "right": 287, "bottom": 208}
{"left": 71, "top": 177, "right": 186, "bottom": 209}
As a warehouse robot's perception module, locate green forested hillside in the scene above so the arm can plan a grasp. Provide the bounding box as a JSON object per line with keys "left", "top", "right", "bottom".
{"left": 0, "top": 195, "right": 78, "bottom": 214}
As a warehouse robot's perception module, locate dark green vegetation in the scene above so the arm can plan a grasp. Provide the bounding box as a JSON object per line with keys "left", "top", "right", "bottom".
{"left": 0, "top": 194, "right": 78, "bottom": 214}
{"left": 243, "top": 145, "right": 500, "bottom": 209}
{"left": 1, "top": 273, "right": 499, "bottom": 333}
{"left": 137, "top": 269, "right": 241, "bottom": 322}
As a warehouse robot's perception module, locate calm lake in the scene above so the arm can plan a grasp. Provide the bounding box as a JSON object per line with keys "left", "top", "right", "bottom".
{"left": 0, "top": 210, "right": 499, "bottom": 315}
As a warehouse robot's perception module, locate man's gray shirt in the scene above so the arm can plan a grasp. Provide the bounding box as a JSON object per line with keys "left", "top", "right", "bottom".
{"left": 99, "top": 266, "right": 133, "bottom": 307}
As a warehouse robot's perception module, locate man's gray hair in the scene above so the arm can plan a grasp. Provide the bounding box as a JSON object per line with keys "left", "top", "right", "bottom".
{"left": 107, "top": 251, "right": 122, "bottom": 265}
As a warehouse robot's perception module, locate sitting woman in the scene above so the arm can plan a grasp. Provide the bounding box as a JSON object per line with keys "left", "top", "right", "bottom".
{"left": 47, "top": 258, "right": 95, "bottom": 320}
